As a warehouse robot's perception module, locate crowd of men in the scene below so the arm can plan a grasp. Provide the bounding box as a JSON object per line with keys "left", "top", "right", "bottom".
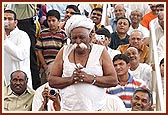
{"left": 3, "top": 3, "right": 165, "bottom": 112}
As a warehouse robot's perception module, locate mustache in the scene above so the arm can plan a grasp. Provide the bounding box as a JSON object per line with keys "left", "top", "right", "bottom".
{"left": 72, "top": 43, "right": 88, "bottom": 49}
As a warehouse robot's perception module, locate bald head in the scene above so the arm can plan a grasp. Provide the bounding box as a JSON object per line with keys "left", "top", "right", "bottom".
{"left": 126, "top": 47, "right": 139, "bottom": 54}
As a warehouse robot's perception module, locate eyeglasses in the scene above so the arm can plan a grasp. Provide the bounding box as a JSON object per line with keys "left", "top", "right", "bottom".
{"left": 92, "top": 13, "right": 102, "bottom": 17}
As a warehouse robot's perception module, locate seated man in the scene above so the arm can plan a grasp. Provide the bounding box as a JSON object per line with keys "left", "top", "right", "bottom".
{"left": 92, "top": 26, "right": 121, "bottom": 60}
{"left": 106, "top": 54, "right": 147, "bottom": 108}
{"left": 108, "top": 17, "right": 130, "bottom": 50}
{"left": 4, "top": 70, "right": 35, "bottom": 111}
{"left": 131, "top": 87, "right": 154, "bottom": 111}
{"left": 32, "top": 63, "right": 60, "bottom": 111}
{"left": 125, "top": 47, "right": 152, "bottom": 90}
{"left": 117, "top": 30, "right": 149, "bottom": 63}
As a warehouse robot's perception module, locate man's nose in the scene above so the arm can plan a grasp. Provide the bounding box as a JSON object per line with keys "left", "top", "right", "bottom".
{"left": 75, "top": 38, "right": 82, "bottom": 44}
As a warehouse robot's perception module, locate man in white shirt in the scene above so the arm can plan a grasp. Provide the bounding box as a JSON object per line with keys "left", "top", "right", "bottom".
{"left": 127, "top": 9, "right": 150, "bottom": 45}
{"left": 125, "top": 47, "right": 152, "bottom": 90}
{"left": 4, "top": 10, "right": 32, "bottom": 88}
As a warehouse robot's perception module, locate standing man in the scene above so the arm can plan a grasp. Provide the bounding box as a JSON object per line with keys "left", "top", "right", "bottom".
{"left": 6, "top": 4, "right": 41, "bottom": 90}
{"left": 4, "top": 70, "right": 35, "bottom": 111}
{"left": 4, "top": 10, "right": 32, "bottom": 88}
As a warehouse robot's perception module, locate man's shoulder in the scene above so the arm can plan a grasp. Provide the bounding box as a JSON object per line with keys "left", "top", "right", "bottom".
{"left": 27, "top": 87, "right": 35, "bottom": 95}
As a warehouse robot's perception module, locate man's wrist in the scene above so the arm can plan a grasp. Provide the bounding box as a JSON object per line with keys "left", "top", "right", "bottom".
{"left": 91, "top": 74, "right": 97, "bottom": 85}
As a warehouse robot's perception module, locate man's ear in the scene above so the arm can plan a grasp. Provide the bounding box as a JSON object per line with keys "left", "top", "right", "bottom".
{"left": 127, "top": 63, "right": 131, "bottom": 69}
{"left": 15, "top": 20, "right": 18, "bottom": 27}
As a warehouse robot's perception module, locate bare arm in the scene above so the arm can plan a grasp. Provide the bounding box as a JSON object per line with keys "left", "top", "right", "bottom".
{"left": 91, "top": 48, "right": 118, "bottom": 88}
{"left": 74, "top": 48, "right": 118, "bottom": 88}
{"left": 36, "top": 50, "right": 47, "bottom": 69}
{"left": 48, "top": 47, "right": 79, "bottom": 89}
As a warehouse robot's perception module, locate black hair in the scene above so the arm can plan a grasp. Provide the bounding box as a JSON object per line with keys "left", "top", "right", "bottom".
{"left": 160, "top": 58, "right": 164, "bottom": 66}
{"left": 156, "top": 4, "right": 164, "bottom": 8}
{"left": 133, "top": 87, "right": 153, "bottom": 105}
{"left": 95, "top": 26, "right": 111, "bottom": 38}
{"left": 91, "top": 7, "right": 103, "bottom": 14}
{"left": 46, "top": 10, "right": 60, "bottom": 20}
{"left": 66, "top": 5, "right": 81, "bottom": 14}
{"left": 4, "top": 10, "right": 17, "bottom": 20}
{"left": 10, "top": 70, "right": 28, "bottom": 81}
{"left": 117, "top": 17, "right": 131, "bottom": 27}
{"left": 113, "top": 54, "right": 130, "bottom": 64}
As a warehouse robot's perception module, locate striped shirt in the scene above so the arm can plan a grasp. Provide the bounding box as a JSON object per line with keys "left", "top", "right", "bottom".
{"left": 106, "top": 73, "right": 146, "bottom": 108}
{"left": 35, "top": 28, "right": 67, "bottom": 64}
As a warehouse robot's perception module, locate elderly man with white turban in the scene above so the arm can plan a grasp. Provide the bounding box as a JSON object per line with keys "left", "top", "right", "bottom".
{"left": 49, "top": 15, "right": 126, "bottom": 111}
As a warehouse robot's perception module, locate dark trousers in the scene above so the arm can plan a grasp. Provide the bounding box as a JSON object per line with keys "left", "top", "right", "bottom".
{"left": 18, "top": 18, "right": 41, "bottom": 90}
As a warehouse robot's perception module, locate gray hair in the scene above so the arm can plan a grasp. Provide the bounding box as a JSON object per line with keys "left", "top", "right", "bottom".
{"left": 129, "top": 30, "right": 144, "bottom": 39}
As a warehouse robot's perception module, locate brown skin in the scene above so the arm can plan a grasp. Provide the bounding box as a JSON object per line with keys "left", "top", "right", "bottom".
{"left": 39, "top": 87, "right": 61, "bottom": 111}
{"left": 10, "top": 71, "right": 28, "bottom": 96}
{"left": 125, "top": 47, "right": 140, "bottom": 71}
{"left": 116, "top": 18, "right": 130, "bottom": 40}
{"left": 48, "top": 27, "right": 118, "bottom": 89}
{"left": 113, "top": 59, "right": 130, "bottom": 86}
{"left": 4, "top": 12, "right": 18, "bottom": 36}
{"left": 131, "top": 91, "right": 152, "bottom": 111}
{"left": 90, "top": 10, "right": 102, "bottom": 25}
{"left": 36, "top": 16, "right": 60, "bottom": 70}
{"left": 114, "top": 4, "right": 126, "bottom": 19}
{"left": 128, "top": 31, "right": 144, "bottom": 50}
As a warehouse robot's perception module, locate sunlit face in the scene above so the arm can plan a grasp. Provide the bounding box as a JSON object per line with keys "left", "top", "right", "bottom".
{"left": 10, "top": 71, "right": 27, "bottom": 95}
{"left": 4, "top": 12, "right": 17, "bottom": 31}
{"left": 125, "top": 47, "right": 140, "bottom": 64}
{"left": 70, "top": 27, "right": 90, "bottom": 52}
{"left": 129, "top": 32, "right": 143, "bottom": 49}
{"left": 113, "top": 59, "right": 130, "bottom": 76}
{"left": 90, "top": 10, "right": 102, "bottom": 25}
{"left": 47, "top": 16, "right": 60, "bottom": 31}
{"left": 130, "top": 10, "right": 143, "bottom": 24}
{"left": 131, "top": 91, "right": 151, "bottom": 111}
{"left": 114, "top": 4, "right": 126, "bottom": 18}
{"left": 116, "top": 19, "right": 130, "bottom": 34}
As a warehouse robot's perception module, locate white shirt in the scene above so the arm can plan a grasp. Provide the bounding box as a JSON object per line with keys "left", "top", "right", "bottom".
{"left": 127, "top": 24, "right": 150, "bottom": 38}
{"left": 100, "top": 94, "right": 127, "bottom": 111}
{"left": 4, "top": 27, "right": 32, "bottom": 88}
{"left": 157, "top": 36, "right": 165, "bottom": 63}
{"left": 150, "top": 18, "right": 164, "bottom": 44}
{"left": 32, "top": 82, "right": 58, "bottom": 111}
{"left": 61, "top": 44, "right": 106, "bottom": 111}
{"left": 129, "top": 63, "right": 152, "bottom": 90}
{"left": 107, "top": 47, "right": 121, "bottom": 60}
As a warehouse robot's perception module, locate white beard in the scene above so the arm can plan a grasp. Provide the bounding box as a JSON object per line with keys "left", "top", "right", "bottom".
{"left": 72, "top": 43, "right": 88, "bottom": 50}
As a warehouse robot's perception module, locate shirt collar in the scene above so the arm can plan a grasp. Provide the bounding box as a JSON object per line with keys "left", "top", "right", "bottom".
{"left": 6, "top": 85, "right": 34, "bottom": 96}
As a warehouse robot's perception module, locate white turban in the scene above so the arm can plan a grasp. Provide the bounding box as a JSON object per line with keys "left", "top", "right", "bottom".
{"left": 65, "top": 15, "right": 95, "bottom": 37}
